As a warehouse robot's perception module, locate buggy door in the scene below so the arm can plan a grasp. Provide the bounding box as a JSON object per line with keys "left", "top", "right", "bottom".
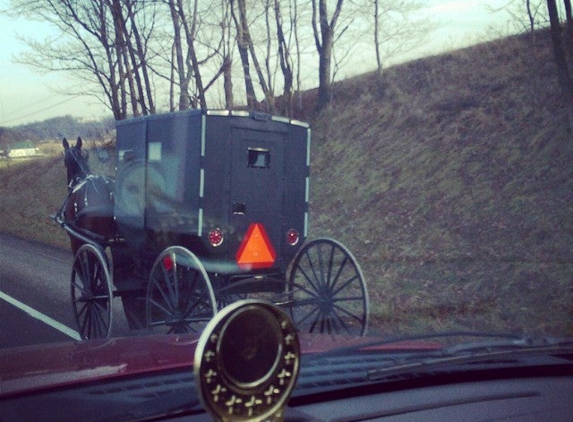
{"left": 230, "top": 128, "right": 286, "bottom": 268}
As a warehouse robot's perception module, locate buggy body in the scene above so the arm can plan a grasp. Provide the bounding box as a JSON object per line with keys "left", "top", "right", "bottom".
{"left": 114, "top": 109, "right": 310, "bottom": 293}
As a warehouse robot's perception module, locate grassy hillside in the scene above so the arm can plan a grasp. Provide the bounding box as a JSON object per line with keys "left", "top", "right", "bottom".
{"left": 0, "top": 144, "right": 70, "bottom": 247}
{"left": 0, "top": 141, "right": 114, "bottom": 248}
{"left": 1, "top": 31, "right": 571, "bottom": 336}
{"left": 309, "top": 32, "right": 572, "bottom": 335}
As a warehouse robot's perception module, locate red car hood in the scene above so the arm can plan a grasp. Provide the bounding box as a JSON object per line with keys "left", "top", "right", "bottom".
{"left": 0, "top": 334, "right": 439, "bottom": 397}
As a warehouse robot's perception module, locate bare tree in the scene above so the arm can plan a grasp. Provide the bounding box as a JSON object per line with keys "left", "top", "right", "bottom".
{"left": 167, "top": 0, "right": 191, "bottom": 110}
{"left": 9, "top": 0, "right": 157, "bottom": 120}
{"left": 231, "top": 0, "right": 257, "bottom": 108}
{"left": 124, "top": 0, "right": 156, "bottom": 114}
{"left": 292, "top": 0, "right": 303, "bottom": 112}
{"left": 490, "top": 0, "right": 547, "bottom": 35}
{"left": 274, "top": 0, "right": 294, "bottom": 115}
{"left": 219, "top": 0, "right": 235, "bottom": 108}
{"left": 312, "top": 0, "right": 345, "bottom": 112}
{"left": 372, "top": 0, "right": 432, "bottom": 75}
{"left": 8, "top": 0, "right": 444, "bottom": 117}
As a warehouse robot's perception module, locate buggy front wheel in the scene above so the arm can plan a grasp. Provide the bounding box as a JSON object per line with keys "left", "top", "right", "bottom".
{"left": 146, "top": 246, "right": 217, "bottom": 334}
{"left": 71, "top": 243, "right": 113, "bottom": 340}
{"left": 287, "top": 238, "right": 369, "bottom": 336}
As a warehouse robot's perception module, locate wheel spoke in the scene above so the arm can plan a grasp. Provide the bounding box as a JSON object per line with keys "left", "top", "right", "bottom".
{"left": 329, "top": 307, "right": 353, "bottom": 335}
{"left": 75, "top": 301, "right": 88, "bottom": 319}
{"left": 325, "top": 243, "right": 337, "bottom": 289}
{"left": 316, "top": 243, "right": 326, "bottom": 288}
{"left": 331, "top": 273, "right": 360, "bottom": 297}
{"left": 303, "top": 250, "right": 322, "bottom": 291}
{"left": 150, "top": 275, "right": 175, "bottom": 311}
{"left": 91, "top": 306, "right": 105, "bottom": 338}
{"left": 295, "top": 262, "right": 321, "bottom": 295}
{"left": 291, "top": 281, "right": 320, "bottom": 298}
{"left": 72, "top": 280, "right": 87, "bottom": 296}
{"left": 81, "top": 309, "right": 91, "bottom": 338}
{"left": 149, "top": 297, "right": 176, "bottom": 317}
{"left": 159, "top": 259, "right": 176, "bottom": 306}
{"left": 332, "top": 301, "right": 365, "bottom": 322}
{"left": 92, "top": 299, "right": 109, "bottom": 316}
{"left": 328, "top": 256, "right": 350, "bottom": 293}
{"left": 79, "top": 252, "right": 91, "bottom": 285}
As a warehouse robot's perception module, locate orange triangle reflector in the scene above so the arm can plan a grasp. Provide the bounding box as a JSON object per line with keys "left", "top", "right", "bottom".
{"left": 236, "top": 223, "right": 276, "bottom": 269}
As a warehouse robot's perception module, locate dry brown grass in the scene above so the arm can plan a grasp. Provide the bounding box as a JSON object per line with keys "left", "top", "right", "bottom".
{"left": 0, "top": 143, "right": 70, "bottom": 247}
{"left": 309, "top": 32, "right": 573, "bottom": 335}
{"left": 0, "top": 141, "right": 115, "bottom": 248}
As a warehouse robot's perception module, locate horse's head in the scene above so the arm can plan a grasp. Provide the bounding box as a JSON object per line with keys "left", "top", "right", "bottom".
{"left": 63, "top": 137, "right": 90, "bottom": 187}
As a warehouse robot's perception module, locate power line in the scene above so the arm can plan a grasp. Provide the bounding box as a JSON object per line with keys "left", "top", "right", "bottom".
{"left": 1, "top": 94, "right": 70, "bottom": 118}
{"left": 0, "top": 95, "right": 81, "bottom": 126}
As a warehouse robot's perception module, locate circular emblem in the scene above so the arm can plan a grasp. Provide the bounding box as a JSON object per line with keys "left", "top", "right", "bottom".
{"left": 194, "top": 300, "right": 300, "bottom": 421}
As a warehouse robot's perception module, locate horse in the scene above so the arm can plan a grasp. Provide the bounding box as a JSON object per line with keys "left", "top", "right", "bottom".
{"left": 61, "top": 137, "right": 117, "bottom": 255}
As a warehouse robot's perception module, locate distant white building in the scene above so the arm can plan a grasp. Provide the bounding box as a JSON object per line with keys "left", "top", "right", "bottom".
{"left": 8, "top": 141, "right": 38, "bottom": 158}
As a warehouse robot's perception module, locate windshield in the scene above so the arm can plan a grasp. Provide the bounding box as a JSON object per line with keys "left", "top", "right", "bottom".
{"left": 0, "top": 0, "right": 572, "bottom": 419}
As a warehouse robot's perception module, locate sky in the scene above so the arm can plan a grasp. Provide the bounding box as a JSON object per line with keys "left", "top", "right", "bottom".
{"left": 0, "top": 0, "right": 519, "bottom": 127}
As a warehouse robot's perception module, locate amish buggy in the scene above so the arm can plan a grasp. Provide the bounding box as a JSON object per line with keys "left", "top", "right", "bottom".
{"left": 54, "top": 109, "right": 369, "bottom": 340}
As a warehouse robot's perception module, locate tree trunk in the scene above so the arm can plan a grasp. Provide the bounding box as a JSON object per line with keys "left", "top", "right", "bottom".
{"left": 231, "top": 0, "right": 256, "bottom": 108}
{"left": 111, "top": 0, "right": 139, "bottom": 117}
{"left": 312, "top": 0, "right": 344, "bottom": 112}
{"left": 223, "top": 56, "right": 234, "bottom": 108}
{"left": 169, "top": 0, "right": 190, "bottom": 110}
{"left": 125, "top": 0, "right": 155, "bottom": 114}
{"left": 178, "top": 0, "right": 207, "bottom": 108}
{"left": 547, "top": 0, "right": 573, "bottom": 101}
{"left": 275, "top": 0, "right": 293, "bottom": 116}
{"left": 317, "top": 32, "right": 333, "bottom": 111}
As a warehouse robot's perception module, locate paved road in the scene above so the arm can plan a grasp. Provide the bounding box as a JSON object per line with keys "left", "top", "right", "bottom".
{"left": 0, "top": 233, "right": 129, "bottom": 349}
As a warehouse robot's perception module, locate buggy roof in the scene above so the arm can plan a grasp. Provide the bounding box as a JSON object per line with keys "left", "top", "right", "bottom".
{"left": 116, "top": 109, "right": 309, "bottom": 128}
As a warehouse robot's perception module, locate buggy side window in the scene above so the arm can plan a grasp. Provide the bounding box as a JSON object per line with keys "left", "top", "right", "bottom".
{"left": 119, "top": 149, "right": 135, "bottom": 162}
{"left": 248, "top": 148, "right": 271, "bottom": 169}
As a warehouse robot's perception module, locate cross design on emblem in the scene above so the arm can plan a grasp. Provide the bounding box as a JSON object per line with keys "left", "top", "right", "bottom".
{"left": 263, "top": 385, "right": 280, "bottom": 404}
{"left": 225, "top": 395, "right": 243, "bottom": 415}
{"left": 284, "top": 333, "right": 295, "bottom": 345}
{"left": 204, "top": 369, "right": 217, "bottom": 384}
{"left": 204, "top": 350, "right": 216, "bottom": 362}
{"left": 277, "top": 368, "right": 291, "bottom": 385}
{"left": 244, "top": 395, "right": 263, "bottom": 416}
{"left": 284, "top": 351, "right": 296, "bottom": 365}
{"left": 210, "top": 384, "right": 227, "bottom": 402}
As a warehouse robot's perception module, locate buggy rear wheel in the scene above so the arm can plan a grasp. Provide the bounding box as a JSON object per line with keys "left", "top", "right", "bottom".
{"left": 287, "top": 238, "right": 369, "bottom": 336}
{"left": 146, "top": 246, "right": 217, "bottom": 334}
{"left": 71, "top": 244, "right": 113, "bottom": 340}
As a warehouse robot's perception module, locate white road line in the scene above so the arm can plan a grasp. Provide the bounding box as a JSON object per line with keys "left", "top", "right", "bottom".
{"left": 0, "top": 291, "right": 81, "bottom": 341}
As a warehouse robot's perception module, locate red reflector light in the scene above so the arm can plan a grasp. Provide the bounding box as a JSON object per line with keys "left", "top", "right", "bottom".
{"left": 236, "top": 223, "right": 276, "bottom": 269}
{"left": 286, "top": 229, "right": 299, "bottom": 246}
{"left": 162, "top": 255, "right": 174, "bottom": 271}
{"left": 208, "top": 228, "right": 224, "bottom": 247}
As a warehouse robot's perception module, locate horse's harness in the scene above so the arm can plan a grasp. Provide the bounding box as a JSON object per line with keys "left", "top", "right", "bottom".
{"left": 61, "top": 148, "right": 114, "bottom": 225}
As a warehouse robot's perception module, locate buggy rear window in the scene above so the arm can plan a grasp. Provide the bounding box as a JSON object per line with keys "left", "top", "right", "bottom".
{"left": 248, "top": 148, "right": 271, "bottom": 168}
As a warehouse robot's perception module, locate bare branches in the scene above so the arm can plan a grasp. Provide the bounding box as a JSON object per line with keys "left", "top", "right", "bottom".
{"left": 8, "top": 0, "right": 437, "bottom": 117}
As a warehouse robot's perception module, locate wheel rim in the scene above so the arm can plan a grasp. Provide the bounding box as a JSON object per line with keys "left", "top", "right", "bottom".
{"left": 146, "top": 246, "right": 217, "bottom": 334}
{"left": 287, "top": 238, "right": 369, "bottom": 336}
{"left": 71, "top": 244, "right": 113, "bottom": 340}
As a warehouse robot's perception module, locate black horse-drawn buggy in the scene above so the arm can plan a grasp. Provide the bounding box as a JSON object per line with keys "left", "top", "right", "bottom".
{"left": 55, "top": 109, "right": 369, "bottom": 340}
